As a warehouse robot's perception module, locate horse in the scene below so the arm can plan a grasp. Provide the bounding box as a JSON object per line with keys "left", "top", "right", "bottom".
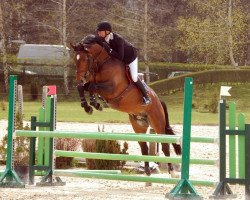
{"left": 71, "top": 35, "right": 181, "bottom": 177}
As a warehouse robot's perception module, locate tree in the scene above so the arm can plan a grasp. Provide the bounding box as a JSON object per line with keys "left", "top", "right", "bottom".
{"left": 61, "top": 0, "right": 69, "bottom": 95}
{"left": 0, "top": 2, "right": 8, "bottom": 92}
{"left": 176, "top": 0, "right": 249, "bottom": 66}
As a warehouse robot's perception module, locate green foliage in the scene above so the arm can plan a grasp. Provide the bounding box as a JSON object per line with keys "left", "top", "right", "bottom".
{"left": 208, "top": 93, "right": 218, "bottom": 113}
{"left": 0, "top": 135, "right": 8, "bottom": 162}
{"left": 0, "top": 100, "right": 6, "bottom": 111}
{"left": 55, "top": 138, "right": 81, "bottom": 169}
{"left": 81, "top": 139, "right": 96, "bottom": 169}
{"left": 150, "top": 69, "right": 250, "bottom": 94}
{"left": 0, "top": 111, "right": 30, "bottom": 165}
{"left": 176, "top": 0, "right": 249, "bottom": 65}
{"left": 14, "top": 112, "right": 30, "bottom": 166}
{"left": 82, "top": 125, "right": 129, "bottom": 170}
{"left": 30, "top": 77, "right": 39, "bottom": 100}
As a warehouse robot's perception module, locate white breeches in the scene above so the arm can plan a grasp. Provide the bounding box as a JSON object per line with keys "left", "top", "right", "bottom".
{"left": 128, "top": 57, "right": 138, "bottom": 82}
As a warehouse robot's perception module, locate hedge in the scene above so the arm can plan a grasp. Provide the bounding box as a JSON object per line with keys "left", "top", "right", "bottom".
{"left": 149, "top": 69, "right": 250, "bottom": 94}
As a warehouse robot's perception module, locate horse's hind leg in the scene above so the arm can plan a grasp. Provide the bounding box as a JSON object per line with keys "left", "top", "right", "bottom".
{"left": 161, "top": 143, "right": 178, "bottom": 178}
{"left": 148, "top": 110, "right": 179, "bottom": 178}
{"left": 128, "top": 115, "right": 150, "bottom": 175}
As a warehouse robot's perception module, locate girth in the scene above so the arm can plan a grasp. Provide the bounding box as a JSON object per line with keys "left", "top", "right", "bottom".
{"left": 106, "top": 83, "right": 135, "bottom": 107}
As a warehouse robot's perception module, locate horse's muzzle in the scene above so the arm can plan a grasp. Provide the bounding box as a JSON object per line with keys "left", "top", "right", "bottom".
{"left": 76, "top": 71, "right": 89, "bottom": 84}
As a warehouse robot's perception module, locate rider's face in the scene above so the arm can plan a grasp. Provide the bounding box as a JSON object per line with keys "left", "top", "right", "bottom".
{"left": 97, "top": 31, "right": 106, "bottom": 38}
{"left": 97, "top": 31, "right": 110, "bottom": 38}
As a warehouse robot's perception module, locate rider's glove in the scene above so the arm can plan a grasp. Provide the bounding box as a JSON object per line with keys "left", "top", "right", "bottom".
{"left": 102, "top": 42, "right": 111, "bottom": 53}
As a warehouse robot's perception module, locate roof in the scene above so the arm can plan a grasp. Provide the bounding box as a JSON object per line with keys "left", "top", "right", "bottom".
{"left": 17, "top": 44, "right": 71, "bottom": 65}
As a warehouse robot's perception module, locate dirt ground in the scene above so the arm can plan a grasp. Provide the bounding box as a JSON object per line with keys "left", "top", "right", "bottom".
{"left": 0, "top": 121, "right": 247, "bottom": 199}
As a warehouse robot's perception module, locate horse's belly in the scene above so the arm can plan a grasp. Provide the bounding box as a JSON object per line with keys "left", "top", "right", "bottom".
{"left": 108, "top": 90, "right": 145, "bottom": 114}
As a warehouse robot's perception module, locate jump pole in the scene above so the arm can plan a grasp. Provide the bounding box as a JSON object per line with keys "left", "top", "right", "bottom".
{"left": 15, "top": 77, "right": 206, "bottom": 194}
{"left": 0, "top": 75, "right": 24, "bottom": 188}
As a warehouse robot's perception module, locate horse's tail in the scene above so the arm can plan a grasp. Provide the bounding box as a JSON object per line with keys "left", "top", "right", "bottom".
{"left": 160, "top": 100, "right": 182, "bottom": 155}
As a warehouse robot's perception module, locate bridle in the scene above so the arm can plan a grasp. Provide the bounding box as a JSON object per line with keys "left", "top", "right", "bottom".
{"left": 76, "top": 43, "right": 110, "bottom": 82}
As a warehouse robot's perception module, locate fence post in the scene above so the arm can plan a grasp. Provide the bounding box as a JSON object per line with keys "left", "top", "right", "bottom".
{"left": 167, "top": 77, "right": 200, "bottom": 198}
{"left": 0, "top": 75, "right": 24, "bottom": 187}
{"left": 245, "top": 124, "right": 250, "bottom": 197}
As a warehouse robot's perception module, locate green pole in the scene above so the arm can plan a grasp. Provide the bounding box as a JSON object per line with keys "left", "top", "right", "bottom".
{"left": 212, "top": 99, "right": 234, "bottom": 197}
{"left": 16, "top": 130, "right": 181, "bottom": 143}
{"left": 53, "top": 171, "right": 215, "bottom": 187}
{"left": 238, "top": 113, "right": 245, "bottom": 179}
{"left": 245, "top": 124, "right": 250, "bottom": 197}
{"left": 55, "top": 150, "right": 217, "bottom": 165}
{"left": 37, "top": 107, "right": 45, "bottom": 166}
{"left": 0, "top": 75, "right": 24, "bottom": 188}
{"left": 168, "top": 77, "right": 200, "bottom": 198}
{"left": 229, "top": 101, "right": 236, "bottom": 178}
{"left": 181, "top": 77, "right": 193, "bottom": 180}
{"left": 6, "top": 75, "right": 16, "bottom": 170}
{"left": 44, "top": 97, "right": 52, "bottom": 166}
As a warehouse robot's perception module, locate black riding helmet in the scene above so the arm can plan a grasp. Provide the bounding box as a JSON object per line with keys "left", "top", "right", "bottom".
{"left": 96, "top": 21, "right": 112, "bottom": 32}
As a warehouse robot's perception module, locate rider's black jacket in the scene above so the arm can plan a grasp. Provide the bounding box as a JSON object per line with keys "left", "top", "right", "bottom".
{"left": 105, "top": 33, "right": 137, "bottom": 65}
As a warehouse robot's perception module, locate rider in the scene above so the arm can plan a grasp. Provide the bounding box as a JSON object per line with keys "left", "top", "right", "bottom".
{"left": 96, "top": 21, "right": 151, "bottom": 105}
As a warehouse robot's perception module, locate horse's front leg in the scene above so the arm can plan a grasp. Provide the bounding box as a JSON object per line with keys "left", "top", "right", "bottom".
{"left": 77, "top": 83, "right": 93, "bottom": 114}
{"left": 138, "top": 142, "right": 151, "bottom": 176}
{"left": 89, "top": 93, "right": 103, "bottom": 111}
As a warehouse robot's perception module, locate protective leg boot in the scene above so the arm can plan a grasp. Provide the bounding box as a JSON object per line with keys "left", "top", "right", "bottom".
{"left": 90, "top": 94, "right": 103, "bottom": 111}
{"left": 134, "top": 79, "right": 151, "bottom": 105}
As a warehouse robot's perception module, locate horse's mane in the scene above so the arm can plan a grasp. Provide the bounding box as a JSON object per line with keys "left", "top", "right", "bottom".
{"left": 74, "top": 34, "right": 104, "bottom": 51}
{"left": 81, "top": 34, "right": 104, "bottom": 46}
{"left": 73, "top": 34, "right": 104, "bottom": 51}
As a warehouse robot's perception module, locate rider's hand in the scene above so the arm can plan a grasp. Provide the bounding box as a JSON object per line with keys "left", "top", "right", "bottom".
{"left": 102, "top": 42, "right": 111, "bottom": 53}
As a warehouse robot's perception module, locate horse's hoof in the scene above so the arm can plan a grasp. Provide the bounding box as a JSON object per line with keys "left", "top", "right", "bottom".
{"left": 85, "top": 106, "right": 93, "bottom": 115}
{"left": 145, "top": 170, "right": 151, "bottom": 176}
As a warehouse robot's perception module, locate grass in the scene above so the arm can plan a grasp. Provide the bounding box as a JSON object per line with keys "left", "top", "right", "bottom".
{"left": 1, "top": 83, "right": 250, "bottom": 125}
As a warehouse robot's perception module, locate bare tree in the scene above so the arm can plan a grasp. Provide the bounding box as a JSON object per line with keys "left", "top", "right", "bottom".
{"left": 227, "top": 0, "right": 238, "bottom": 67}
{"left": 143, "top": 0, "right": 150, "bottom": 83}
{"left": 61, "top": 0, "right": 69, "bottom": 95}
{"left": 0, "top": 2, "right": 8, "bottom": 92}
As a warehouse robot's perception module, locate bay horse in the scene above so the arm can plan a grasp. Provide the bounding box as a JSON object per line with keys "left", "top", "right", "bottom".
{"left": 71, "top": 35, "right": 181, "bottom": 177}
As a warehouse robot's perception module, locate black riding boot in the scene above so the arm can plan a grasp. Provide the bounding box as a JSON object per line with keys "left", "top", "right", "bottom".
{"left": 134, "top": 79, "right": 151, "bottom": 105}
